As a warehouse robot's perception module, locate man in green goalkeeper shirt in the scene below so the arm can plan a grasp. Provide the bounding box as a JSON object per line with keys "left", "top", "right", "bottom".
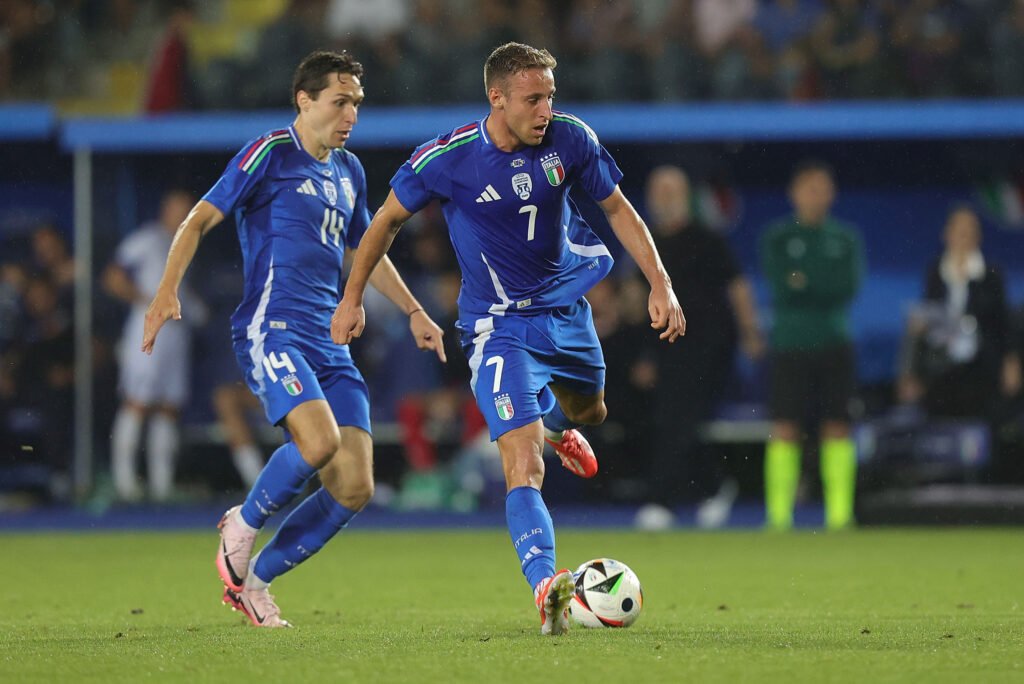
{"left": 759, "top": 160, "right": 864, "bottom": 531}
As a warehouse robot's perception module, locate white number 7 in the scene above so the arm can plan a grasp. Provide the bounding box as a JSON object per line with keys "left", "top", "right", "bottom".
{"left": 519, "top": 204, "right": 537, "bottom": 242}
{"left": 485, "top": 355, "right": 504, "bottom": 393}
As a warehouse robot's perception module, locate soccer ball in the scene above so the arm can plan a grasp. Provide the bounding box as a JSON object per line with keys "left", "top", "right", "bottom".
{"left": 569, "top": 558, "right": 643, "bottom": 628}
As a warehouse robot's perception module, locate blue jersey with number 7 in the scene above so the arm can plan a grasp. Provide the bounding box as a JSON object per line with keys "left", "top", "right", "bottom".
{"left": 390, "top": 112, "right": 622, "bottom": 321}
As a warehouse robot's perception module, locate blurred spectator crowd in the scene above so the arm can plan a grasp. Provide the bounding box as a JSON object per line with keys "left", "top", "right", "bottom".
{"left": 3, "top": 166, "right": 1024, "bottom": 508}
{"left": 3, "top": 0, "right": 1024, "bottom": 111}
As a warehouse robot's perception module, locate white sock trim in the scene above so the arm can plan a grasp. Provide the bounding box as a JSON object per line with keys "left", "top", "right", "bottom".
{"left": 543, "top": 428, "right": 564, "bottom": 442}
{"left": 232, "top": 507, "right": 260, "bottom": 534}
{"left": 246, "top": 556, "right": 270, "bottom": 590}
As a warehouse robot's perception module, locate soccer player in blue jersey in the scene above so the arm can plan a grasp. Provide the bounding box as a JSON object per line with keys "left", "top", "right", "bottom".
{"left": 333, "top": 42, "right": 686, "bottom": 635}
{"left": 142, "top": 51, "right": 445, "bottom": 627}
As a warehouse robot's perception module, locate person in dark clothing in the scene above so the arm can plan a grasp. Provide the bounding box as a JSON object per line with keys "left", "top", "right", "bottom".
{"left": 899, "top": 205, "right": 1021, "bottom": 419}
{"left": 636, "top": 166, "right": 763, "bottom": 529}
{"left": 760, "top": 160, "right": 864, "bottom": 531}
{"left": 13, "top": 275, "right": 74, "bottom": 479}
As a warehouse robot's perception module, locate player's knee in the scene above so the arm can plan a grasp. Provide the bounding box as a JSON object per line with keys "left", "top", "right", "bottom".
{"left": 295, "top": 429, "right": 341, "bottom": 469}
{"left": 573, "top": 400, "right": 607, "bottom": 426}
{"left": 822, "top": 421, "right": 851, "bottom": 440}
{"left": 771, "top": 422, "right": 800, "bottom": 442}
{"left": 339, "top": 479, "right": 374, "bottom": 511}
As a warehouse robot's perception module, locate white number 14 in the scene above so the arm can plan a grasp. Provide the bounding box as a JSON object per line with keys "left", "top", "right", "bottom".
{"left": 320, "top": 208, "right": 343, "bottom": 246}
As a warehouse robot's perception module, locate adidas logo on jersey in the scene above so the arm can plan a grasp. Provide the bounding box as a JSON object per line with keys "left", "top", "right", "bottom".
{"left": 296, "top": 179, "right": 317, "bottom": 196}
{"left": 475, "top": 184, "right": 502, "bottom": 203}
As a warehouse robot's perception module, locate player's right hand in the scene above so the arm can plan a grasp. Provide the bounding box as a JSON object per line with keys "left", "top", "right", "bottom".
{"left": 331, "top": 299, "right": 365, "bottom": 345}
{"left": 141, "top": 288, "right": 181, "bottom": 354}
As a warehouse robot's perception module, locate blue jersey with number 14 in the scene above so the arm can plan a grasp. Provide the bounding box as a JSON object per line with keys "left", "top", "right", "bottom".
{"left": 203, "top": 125, "right": 372, "bottom": 341}
{"left": 390, "top": 112, "right": 623, "bottom": 321}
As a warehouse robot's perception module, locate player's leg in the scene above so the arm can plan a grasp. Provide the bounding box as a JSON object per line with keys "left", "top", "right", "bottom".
{"left": 143, "top": 324, "right": 190, "bottom": 501}
{"left": 219, "top": 398, "right": 337, "bottom": 580}
{"left": 226, "top": 361, "right": 372, "bottom": 627}
{"left": 212, "top": 382, "right": 264, "bottom": 488}
{"left": 765, "top": 349, "right": 806, "bottom": 531}
{"left": 547, "top": 384, "right": 607, "bottom": 426}
{"left": 498, "top": 421, "right": 574, "bottom": 636}
{"left": 112, "top": 334, "right": 161, "bottom": 501}
{"left": 248, "top": 425, "right": 371, "bottom": 587}
{"left": 217, "top": 337, "right": 336, "bottom": 591}
{"left": 818, "top": 344, "right": 857, "bottom": 530}
{"left": 542, "top": 385, "right": 603, "bottom": 478}
{"left": 465, "top": 319, "right": 573, "bottom": 634}
{"left": 111, "top": 400, "right": 146, "bottom": 501}
{"left": 146, "top": 405, "right": 180, "bottom": 502}
{"left": 540, "top": 299, "right": 607, "bottom": 478}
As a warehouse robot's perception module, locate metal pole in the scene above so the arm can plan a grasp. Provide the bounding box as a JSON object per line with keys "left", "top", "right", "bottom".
{"left": 73, "top": 147, "right": 93, "bottom": 499}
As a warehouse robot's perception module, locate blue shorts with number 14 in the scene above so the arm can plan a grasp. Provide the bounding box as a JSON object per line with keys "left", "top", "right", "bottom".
{"left": 234, "top": 327, "right": 371, "bottom": 435}
{"left": 459, "top": 298, "right": 606, "bottom": 441}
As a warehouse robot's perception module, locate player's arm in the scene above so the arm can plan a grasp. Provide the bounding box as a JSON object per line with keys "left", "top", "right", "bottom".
{"left": 102, "top": 263, "right": 144, "bottom": 306}
{"left": 363, "top": 254, "right": 447, "bottom": 362}
{"left": 598, "top": 187, "right": 686, "bottom": 342}
{"left": 728, "top": 276, "right": 765, "bottom": 359}
{"left": 141, "top": 200, "right": 224, "bottom": 354}
{"left": 332, "top": 190, "right": 415, "bottom": 345}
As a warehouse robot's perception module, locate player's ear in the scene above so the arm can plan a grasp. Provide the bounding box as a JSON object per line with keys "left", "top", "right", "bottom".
{"left": 296, "top": 90, "right": 311, "bottom": 112}
{"left": 487, "top": 85, "right": 505, "bottom": 110}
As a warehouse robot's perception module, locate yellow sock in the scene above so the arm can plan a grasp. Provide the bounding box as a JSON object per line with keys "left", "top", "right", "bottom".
{"left": 764, "top": 440, "right": 800, "bottom": 531}
{"left": 821, "top": 438, "right": 857, "bottom": 530}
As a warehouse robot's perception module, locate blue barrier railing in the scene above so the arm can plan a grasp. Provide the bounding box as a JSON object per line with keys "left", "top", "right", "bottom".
{"left": 54, "top": 99, "right": 1024, "bottom": 153}
{"left": 0, "top": 103, "right": 56, "bottom": 142}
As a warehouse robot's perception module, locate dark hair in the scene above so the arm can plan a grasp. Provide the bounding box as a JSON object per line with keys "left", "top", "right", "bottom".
{"left": 790, "top": 159, "right": 835, "bottom": 184}
{"left": 292, "top": 50, "right": 364, "bottom": 113}
{"left": 483, "top": 42, "right": 557, "bottom": 92}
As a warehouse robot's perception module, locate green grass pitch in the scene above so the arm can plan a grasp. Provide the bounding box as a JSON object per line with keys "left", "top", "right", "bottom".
{"left": 1, "top": 528, "right": 1022, "bottom": 683}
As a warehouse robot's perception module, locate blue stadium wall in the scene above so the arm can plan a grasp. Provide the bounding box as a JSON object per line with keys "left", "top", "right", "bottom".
{"left": 1, "top": 102, "right": 1022, "bottom": 401}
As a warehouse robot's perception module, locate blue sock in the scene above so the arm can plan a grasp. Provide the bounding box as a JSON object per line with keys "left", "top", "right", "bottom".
{"left": 506, "top": 486, "right": 556, "bottom": 589}
{"left": 542, "top": 402, "right": 581, "bottom": 433}
{"left": 239, "top": 441, "right": 316, "bottom": 529}
{"left": 251, "top": 487, "right": 357, "bottom": 583}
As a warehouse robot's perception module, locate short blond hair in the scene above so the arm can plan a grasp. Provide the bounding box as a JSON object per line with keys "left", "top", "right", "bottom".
{"left": 484, "top": 42, "right": 557, "bottom": 92}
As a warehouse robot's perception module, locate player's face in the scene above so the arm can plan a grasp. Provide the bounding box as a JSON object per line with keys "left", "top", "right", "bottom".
{"left": 494, "top": 68, "right": 555, "bottom": 147}
{"left": 646, "top": 169, "right": 691, "bottom": 232}
{"left": 944, "top": 210, "right": 981, "bottom": 255}
{"left": 789, "top": 170, "right": 835, "bottom": 224}
{"left": 298, "top": 72, "right": 364, "bottom": 150}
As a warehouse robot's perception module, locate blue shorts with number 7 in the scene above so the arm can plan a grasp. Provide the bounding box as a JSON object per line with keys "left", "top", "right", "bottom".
{"left": 459, "top": 299, "right": 606, "bottom": 441}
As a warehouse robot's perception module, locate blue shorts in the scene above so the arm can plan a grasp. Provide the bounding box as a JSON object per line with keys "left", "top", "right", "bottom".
{"left": 459, "top": 299, "right": 605, "bottom": 440}
{"left": 234, "top": 327, "right": 371, "bottom": 434}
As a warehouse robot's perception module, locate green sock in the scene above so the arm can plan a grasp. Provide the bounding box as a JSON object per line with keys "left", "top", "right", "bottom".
{"left": 821, "top": 438, "right": 857, "bottom": 530}
{"left": 764, "top": 440, "right": 801, "bottom": 531}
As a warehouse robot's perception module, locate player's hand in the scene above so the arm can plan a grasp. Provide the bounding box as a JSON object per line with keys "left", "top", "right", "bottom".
{"left": 141, "top": 288, "right": 181, "bottom": 354}
{"left": 331, "top": 298, "right": 366, "bottom": 345}
{"left": 649, "top": 282, "right": 686, "bottom": 343}
{"left": 409, "top": 310, "right": 447, "bottom": 363}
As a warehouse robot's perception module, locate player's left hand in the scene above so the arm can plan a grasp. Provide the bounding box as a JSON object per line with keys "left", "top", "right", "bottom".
{"left": 409, "top": 310, "right": 447, "bottom": 363}
{"left": 331, "top": 298, "right": 365, "bottom": 345}
{"left": 649, "top": 282, "right": 686, "bottom": 343}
